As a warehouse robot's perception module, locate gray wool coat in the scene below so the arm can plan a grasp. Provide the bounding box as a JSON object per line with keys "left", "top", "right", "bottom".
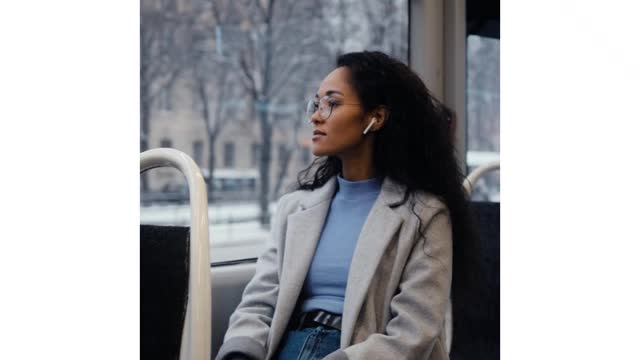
{"left": 215, "top": 175, "right": 452, "bottom": 360}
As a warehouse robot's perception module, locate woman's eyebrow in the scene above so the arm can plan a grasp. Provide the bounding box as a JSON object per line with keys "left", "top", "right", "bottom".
{"left": 315, "top": 90, "right": 345, "bottom": 98}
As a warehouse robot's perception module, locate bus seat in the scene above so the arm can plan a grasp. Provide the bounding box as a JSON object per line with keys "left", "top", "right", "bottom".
{"left": 210, "top": 262, "right": 258, "bottom": 356}
{"left": 449, "top": 201, "right": 500, "bottom": 360}
{"left": 141, "top": 224, "right": 190, "bottom": 360}
{"left": 449, "top": 161, "right": 500, "bottom": 360}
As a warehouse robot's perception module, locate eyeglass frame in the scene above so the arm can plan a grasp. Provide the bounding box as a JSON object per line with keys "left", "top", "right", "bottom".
{"left": 306, "top": 95, "right": 362, "bottom": 122}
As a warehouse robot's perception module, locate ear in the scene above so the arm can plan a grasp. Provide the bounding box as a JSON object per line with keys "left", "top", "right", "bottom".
{"left": 368, "top": 106, "right": 389, "bottom": 132}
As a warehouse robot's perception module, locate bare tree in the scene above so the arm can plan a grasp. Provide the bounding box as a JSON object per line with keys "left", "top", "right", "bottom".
{"left": 141, "top": 0, "right": 409, "bottom": 212}
{"left": 322, "top": 0, "right": 357, "bottom": 59}
{"left": 322, "top": 0, "right": 408, "bottom": 60}
{"left": 270, "top": 66, "right": 318, "bottom": 200}
{"left": 359, "top": 0, "right": 408, "bottom": 59}
{"left": 219, "top": 0, "right": 330, "bottom": 226}
{"left": 192, "top": 65, "right": 236, "bottom": 201}
{"left": 140, "top": 0, "right": 186, "bottom": 190}
{"left": 186, "top": 1, "right": 242, "bottom": 201}
{"left": 270, "top": 112, "right": 302, "bottom": 201}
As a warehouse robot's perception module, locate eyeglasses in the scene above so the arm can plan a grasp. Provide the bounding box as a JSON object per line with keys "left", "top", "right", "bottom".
{"left": 306, "top": 96, "right": 361, "bottom": 121}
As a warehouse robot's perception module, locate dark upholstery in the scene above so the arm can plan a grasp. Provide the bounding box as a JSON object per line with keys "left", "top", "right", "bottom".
{"left": 450, "top": 201, "right": 500, "bottom": 360}
{"left": 141, "top": 225, "right": 190, "bottom": 360}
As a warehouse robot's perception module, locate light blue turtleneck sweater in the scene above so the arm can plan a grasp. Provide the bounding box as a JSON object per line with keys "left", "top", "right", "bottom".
{"left": 299, "top": 174, "right": 383, "bottom": 315}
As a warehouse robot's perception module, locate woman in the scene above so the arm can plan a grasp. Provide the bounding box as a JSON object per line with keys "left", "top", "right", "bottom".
{"left": 216, "top": 51, "right": 474, "bottom": 360}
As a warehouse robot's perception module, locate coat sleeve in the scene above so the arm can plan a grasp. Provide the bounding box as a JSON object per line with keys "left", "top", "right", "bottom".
{"left": 215, "top": 194, "right": 292, "bottom": 360}
{"left": 324, "top": 207, "right": 453, "bottom": 360}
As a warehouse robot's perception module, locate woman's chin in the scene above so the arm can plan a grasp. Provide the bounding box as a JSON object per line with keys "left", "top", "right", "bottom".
{"left": 311, "top": 147, "right": 325, "bottom": 157}
{"left": 312, "top": 144, "right": 342, "bottom": 157}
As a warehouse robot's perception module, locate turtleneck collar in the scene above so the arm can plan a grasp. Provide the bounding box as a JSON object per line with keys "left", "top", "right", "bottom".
{"left": 335, "top": 174, "right": 383, "bottom": 201}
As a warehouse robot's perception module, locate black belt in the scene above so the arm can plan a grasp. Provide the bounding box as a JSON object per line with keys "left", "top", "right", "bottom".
{"left": 291, "top": 310, "right": 342, "bottom": 331}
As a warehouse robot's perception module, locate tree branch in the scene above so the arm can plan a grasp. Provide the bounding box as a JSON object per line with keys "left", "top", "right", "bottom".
{"left": 238, "top": 54, "right": 259, "bottom": 99}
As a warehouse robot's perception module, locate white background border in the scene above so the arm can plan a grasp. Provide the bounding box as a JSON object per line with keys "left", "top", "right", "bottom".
{"left": 1, "top": 0, "right": 640, "bottom": 358}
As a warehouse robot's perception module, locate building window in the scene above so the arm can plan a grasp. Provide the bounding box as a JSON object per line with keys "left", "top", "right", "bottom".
{"left": 160, "top": 138, "right": 172, "bottom": 148}
{"left": 251, "top": 143, "right": 260, "bottom": 167}
{"left": 193, "top": 140, "right": 203, "bottom": 166}
{"left": 224, "top": 142, "right": 235, "bottom": 168}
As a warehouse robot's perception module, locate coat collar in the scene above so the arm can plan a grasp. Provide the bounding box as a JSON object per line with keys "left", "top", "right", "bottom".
{"left": 267, "top": 175, "right": 407, "bottom": 353}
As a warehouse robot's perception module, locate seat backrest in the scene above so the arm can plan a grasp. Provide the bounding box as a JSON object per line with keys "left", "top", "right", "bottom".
{"left": 449, "top": 201, "right": 500, "bottom": 360}
{"left": 210, "top": 261, "right": 258, "bottom": 355}
{"left": 141, "top": 225, "right": 190, "bottom": 360}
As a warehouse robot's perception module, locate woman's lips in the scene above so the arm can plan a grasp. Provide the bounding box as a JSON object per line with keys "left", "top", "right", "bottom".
{"left": 312, "top": 130, "right": 326, "bottom": 141}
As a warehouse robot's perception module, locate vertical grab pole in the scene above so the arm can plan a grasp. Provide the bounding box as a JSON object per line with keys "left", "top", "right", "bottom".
{"left": 141, "top": 148, "right": 211, "bottom": 360}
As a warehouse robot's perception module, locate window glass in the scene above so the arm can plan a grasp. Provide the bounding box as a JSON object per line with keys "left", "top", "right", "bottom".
{"left": 278, "top": 144, "right": 287, "bottom": 167}
{"left": 140, "top": 0, "right": 409, "bottom": 264}
{"left": 223, "top": 142, "right": 235, "bottom": 168}
{"left": 141, "top": 167, "right": 190, "bottom": 207}
{"left": 251, "top": 143, "right": 260, "bottom": 168}
{"left": 301, "top": 147, "right": 310, "bottom": 166}
{"left": 466, "top": 35, "right": 500, "bottom": 202}
{"left": 193, "top": 140, "right": 203, "bottom": 166}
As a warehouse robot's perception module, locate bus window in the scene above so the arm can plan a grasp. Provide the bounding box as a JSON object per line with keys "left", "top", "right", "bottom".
{"left": 467, "top": 34, "right": 500, "bottom": 202}
{"left": 140, "top": 0, "right": 409, "bottom": 264}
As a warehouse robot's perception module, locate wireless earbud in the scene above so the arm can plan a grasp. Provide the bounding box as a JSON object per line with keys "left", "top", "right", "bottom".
{"left": 363, "top": 118, "right": 377, "bottom": 135}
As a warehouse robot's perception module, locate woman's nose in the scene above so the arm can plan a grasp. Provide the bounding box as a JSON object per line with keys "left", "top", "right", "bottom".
{"left": 310, "top": 110, "right": 324, "bottom": 124}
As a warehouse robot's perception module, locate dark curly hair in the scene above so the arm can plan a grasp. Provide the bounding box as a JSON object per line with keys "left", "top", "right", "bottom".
{"left": 294, "top": 50, "right": 480, "bottom": 311}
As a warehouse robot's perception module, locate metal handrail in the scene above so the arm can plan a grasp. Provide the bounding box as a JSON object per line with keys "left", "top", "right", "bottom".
{"left": 140, "top": 148, "right": 211, "bottom": 360}
{"left": 463, "top": 160, "right": 500, "bottom": 196}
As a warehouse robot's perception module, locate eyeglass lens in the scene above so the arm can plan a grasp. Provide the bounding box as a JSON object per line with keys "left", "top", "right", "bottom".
{"left": 306, "top": 97, "right": 331, "bottom": 120}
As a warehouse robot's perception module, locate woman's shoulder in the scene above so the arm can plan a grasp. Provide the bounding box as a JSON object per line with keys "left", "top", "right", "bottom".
{"left": 276, "top": 189, "right": 304, "bottom": 208}
{"left": 274, "top": 187, "right": 313, "bottom": 214}
{"left": 278, "top": 178, "right": 338, "bottom": 212}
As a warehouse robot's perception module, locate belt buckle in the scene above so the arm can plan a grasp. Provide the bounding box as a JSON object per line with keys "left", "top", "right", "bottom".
{"left": 312, "top": 310, "right": 342, "bottom": 331}
{"left": 293, "top": 310, "right": 342, "bottom": 331}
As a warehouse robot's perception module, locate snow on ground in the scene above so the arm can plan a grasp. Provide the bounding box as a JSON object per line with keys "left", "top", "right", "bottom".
{"left": 141, "top": 201, "right": 278, "bottom": 263}
{"left": 140, "top": 201, "right": 279, "bottom": 226}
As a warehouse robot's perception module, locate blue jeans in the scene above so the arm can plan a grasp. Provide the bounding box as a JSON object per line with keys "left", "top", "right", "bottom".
{"left": 275, "top": 326, "right": 341, "bottom": 360}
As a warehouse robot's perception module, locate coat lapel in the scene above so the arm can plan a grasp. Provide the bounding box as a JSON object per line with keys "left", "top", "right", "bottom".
{"left": 267, "top": 177, "right": 338, "bottom": 354}
{"left": 340, "top": 177, "right": 405, "bottom": 346}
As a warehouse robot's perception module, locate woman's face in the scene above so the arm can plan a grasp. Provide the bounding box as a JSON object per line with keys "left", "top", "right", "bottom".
{"left": 310, "top": 67, "right": 368, "bottom": 157}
